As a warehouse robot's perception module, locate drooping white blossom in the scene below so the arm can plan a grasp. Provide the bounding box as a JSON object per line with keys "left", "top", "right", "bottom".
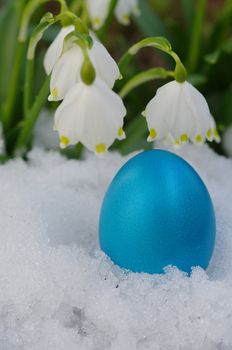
{"left": 86, "top": 0, "right": 140, "bottom": 29}
{"left": 48, "top": 46, "right": 82, "bottom": 102}
{"left": 86, "top": 0, "right": 110, "bottom": 30}
{"left": 48, "top": 38, "right": 120, "bottom": 101}
{"left": 209, "top": 114, "right": 221, "bottom": 143}
{"left": 54, "top": 78, "right": 126, "bottom": 155}
{"left": 143, "top": 80, "right": 219, "bottom": 146}
{"left": 115, "top": 0, "right": 140, "bottom": 25}
{"left": 44, "top": 25, "right": 74, "bottom": 75}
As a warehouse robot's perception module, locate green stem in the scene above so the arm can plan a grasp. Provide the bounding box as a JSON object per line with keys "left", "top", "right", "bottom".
{"left": 97, "top": 0, "right": 118, "bottom": 40}
{"left": 27, "top": 11, "right": 89, "bottom": 61}
{"left": 2, "top": 0, "right": 68, "bottom": 151}
{"left": 119, "top": 68, "right": 174, "bottom": 98}
{"left": 70, "top": 0, "right": 84, "bottom": 14}
{"left": 186, "top": 0, "right": 207, "bottom": 72}
{"left": 16, "top": 76, "right": 50, "bottom": 151}
{"left": 24, "top": 59, "right": 34, "bottom": 115}
{"left": 118, "top": 51, "right": 133, "bottom": 72}
{"left": 19, "top": 0, "right": 68, "bottom": 42}
{"left": 170, "top": 51, "right": 187, "bottom": 82}
{"left": 118, "top": 37, "right": 187, "bottom": 82}
{"left": 80, "top": 2, "right": 91, "bottom": 27}
{"left": 1, "top": 41, "right": 25, "bottom": 132}
{"left": 208, "top": 0, "right": 232, "bottom": 49}
{"left": 64, "top": 11, "right": 89, "bottom": 32}
{"left": 118, "top": 36, "right": 172, "bottom": 71}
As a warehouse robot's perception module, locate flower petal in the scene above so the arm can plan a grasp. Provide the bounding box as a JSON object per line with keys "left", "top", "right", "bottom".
{"left": 44, "top": 25, "right": 74, "bottom": 75}
{"left": 170, "top": 82, "right": 195, "bottom": 143}
{"left": 49, "top": 37, "right": 120, "bottom": 100}
{"left": 54, "top": 78, "right": 126, "bottom": 154}
{"left": 115, "top": 0, "right": 131, "bottom": 24}
{"left": 144, "top": 80, "right": 218, "bottom": 147}
{"left": 54, "top": 83, "right": 86, "bottom": 147}
{"left": 182, "top": 82, "right": 211, "bottom": 144}
{"left": 86, "top": 0, "right": 110, "bottom": 29}
{"left": 209, "top": 115, "right": 221, "bottom": 143}
{"left": 115, "top": 0, "right": 139, "bottom": 24}
{"left": 76, "top": 79, "right": 126, "bottom": 152}
{"left": 89, "top": 40, "right": 120, "bottom": 88}
{"left": 49, "top": 46, "right": 83, "bottom": 101}
{"left": 144, "top": 81, "right": 181, "bottom": 141}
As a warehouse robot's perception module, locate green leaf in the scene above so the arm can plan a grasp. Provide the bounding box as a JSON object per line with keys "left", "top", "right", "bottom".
{"left": 181, "top": 0, "right": 194, "bottom": 29}
{"left": 186, "top": 0, "right": 207, "bottom": 72}
{"left": 204, "top": 38, "right": 232, "bottom": 65}
{"left": 133, "top": 1, "right": 169, "bottom": 38}
{"left": 187, "top": 73, "right": 207, "bottom": 86}
{"left": 204, "top": 50, "right": 221, "bottom": 65}
{"left": 114, "top": 116, "right": 152, "bottom": 155}
{"left": 223, "top": 39, "right": 232, "bottom": 54}
{"left": 207, "top": 0, "right": 232, "bottom": 50}
{"left": 0, "top": 0, "right": 26, "bottom": 104}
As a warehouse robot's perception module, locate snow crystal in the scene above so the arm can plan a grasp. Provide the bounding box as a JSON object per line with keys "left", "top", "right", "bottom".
{"left": 34, "top": 110, "right": 59, "bottom": 150}
{"left": 0, "top": 142, "right": 231, "bottom": 349}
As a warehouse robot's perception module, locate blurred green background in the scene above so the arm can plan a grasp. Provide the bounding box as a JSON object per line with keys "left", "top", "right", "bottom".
{"left": 0, "top": 0, "right": 231, "bottom": 158}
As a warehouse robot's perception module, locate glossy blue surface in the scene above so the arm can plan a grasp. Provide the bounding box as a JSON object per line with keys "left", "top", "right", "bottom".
{"left": 99, "top": 150, "right": 216, "bottom": 274}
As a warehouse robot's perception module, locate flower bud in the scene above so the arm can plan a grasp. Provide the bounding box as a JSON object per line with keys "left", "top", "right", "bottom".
{"left": 81, "top": 57, "right": 96, "bottom": 85}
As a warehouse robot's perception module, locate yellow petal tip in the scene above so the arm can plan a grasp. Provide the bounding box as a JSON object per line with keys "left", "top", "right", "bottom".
{"left": 173, "top": 139, "right": 181, "bottom": 149}
{"left": 214, "top": 128, "right": 221, "bottom": 143}
{"left": 195, "top": 134, "right": 203, "bottom": 144}
{"left": 122, "top": 13, "right": 130, "bottom": 24}
{"left": 60, "top": 135, "right": 70, "bottom": 149}
{"left": 147, "top": 128, "right": 157, "bottom": 142}
{"left": 180, "top": 134, "right": 188, "bottom": 143}
{"left": 49, "top": 87, "right": 58, "bottom": 101}
{"left": 117, "top": 127, "right": 126, "bottom": 140}
{"left": 93, "top": 17, "right": 102, "bottom": 28}
{"left": 141, "top": 111, "right": 146, "bottom": 117}
{"left": 206, "top": 128, "right": 213, "bottom": 141}
{"left": 95, "top": 143, "right": 106, "bottom": 155}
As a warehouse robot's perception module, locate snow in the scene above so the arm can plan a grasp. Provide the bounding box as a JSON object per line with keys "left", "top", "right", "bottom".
{"left": 34, "top": 110, "right": 59, "bottom": 150}
{"left": 0, "top": 140, "right": 232, "bottom": 349}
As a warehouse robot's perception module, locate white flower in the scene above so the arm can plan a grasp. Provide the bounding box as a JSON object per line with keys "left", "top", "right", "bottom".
{"left": 54, "top": 78, "right": 126, "bottom": 155}
{"left": 44, "top": 25, "right": 74, "bottom": 75}
{"left": 86, "top": 0, "right": 140, "bottom": 29}
{"left": 143, "top": 80, "right": 219, "bottom": 146}
{"left": 115, "top": 0, "right": 140, "bottom": 25}
{"left": 48, "top": 38, "right": 121, "bottom": 101}
{"left": 86, "top": 0, "right": 110, "bottom": 30}
{"left": 209, "top": 114, "right": 221, "bottom": 143}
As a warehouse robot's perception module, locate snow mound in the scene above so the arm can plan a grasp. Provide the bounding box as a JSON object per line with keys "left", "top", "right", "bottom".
{"left": 0, "top": 144, "right": 231, "bottom": 350}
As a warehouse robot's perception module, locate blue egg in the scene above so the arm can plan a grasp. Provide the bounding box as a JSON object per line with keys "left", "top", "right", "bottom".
{"left": 99, "top": 150, "right": 216, "bottom": 274}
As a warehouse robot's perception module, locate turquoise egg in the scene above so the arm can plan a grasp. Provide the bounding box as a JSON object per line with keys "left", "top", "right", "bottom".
{"left": 99, "top": 150, "right": 216, "bottom": 274}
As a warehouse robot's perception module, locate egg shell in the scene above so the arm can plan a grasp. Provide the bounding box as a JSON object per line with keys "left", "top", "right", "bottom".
{"left": 99, "top": 150, "right": 216, "bottom": 274}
